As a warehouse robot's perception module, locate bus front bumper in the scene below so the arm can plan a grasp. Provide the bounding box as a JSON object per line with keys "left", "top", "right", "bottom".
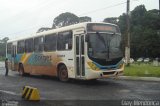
{"left": 85, "top": 68, "right": 124, "bottom": 80}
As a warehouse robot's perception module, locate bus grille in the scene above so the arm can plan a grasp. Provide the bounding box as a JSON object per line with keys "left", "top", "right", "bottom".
{"left": 103, "top": 71, "right": 115, "bottom": 75}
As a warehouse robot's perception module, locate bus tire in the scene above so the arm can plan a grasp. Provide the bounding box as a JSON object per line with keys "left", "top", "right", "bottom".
{"left": 58, "top": 65, "right": 69, "bottom": 82}
{"left": 18, "top": 64, "right": 25, "bottom": 76}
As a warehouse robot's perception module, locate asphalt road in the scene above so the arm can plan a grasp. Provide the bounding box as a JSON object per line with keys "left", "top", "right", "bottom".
{"left": 0, "top": 62, "right": 160, "bottom": 106}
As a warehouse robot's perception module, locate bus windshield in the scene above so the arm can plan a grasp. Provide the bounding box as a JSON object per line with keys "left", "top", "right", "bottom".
{"left": 87, "top": 32, "right": 123, "bottom": 65}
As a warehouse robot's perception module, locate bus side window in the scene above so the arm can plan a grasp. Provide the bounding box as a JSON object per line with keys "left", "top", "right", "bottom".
{"left": 25, "top": 38, "right": 33, "bottom": 53}
{"left": 44, "top": 34, "right": 57, "bottom": 51}
{"left": 17, "top": 40, "right": 25, "bottom": 53}
{"left": 34, "top": 36, "right": 44, "bottom": 52}
{"left": 68, "top": 34, "right": 72, "bottom": 50}
{"left": 11, "top": 45, "right": 14, "bottom": 57}
{"left": 57, "top": 31, "right": 72, "bottom": 50}
{"left": 57, "top": 34, "right": 65, "bottom": 50}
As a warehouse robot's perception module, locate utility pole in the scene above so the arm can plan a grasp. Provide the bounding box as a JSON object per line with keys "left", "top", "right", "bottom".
{"left": 159, "top": 0, "right": 160, "bottom": 15}
{"left": 125, "top": 0, "right": 130, "bottom": 66}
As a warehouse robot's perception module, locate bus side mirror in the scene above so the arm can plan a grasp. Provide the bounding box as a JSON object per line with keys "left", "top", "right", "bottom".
{"left": 85, "top": 34, "right": 89, "bottom": 42}
{"left": 111, "top": 32, "right": 116, "bottom": 36}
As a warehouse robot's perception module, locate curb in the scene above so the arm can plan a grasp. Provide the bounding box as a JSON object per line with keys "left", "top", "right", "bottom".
{"left": 118, "top": 76, "right": 160, "bottom": 82}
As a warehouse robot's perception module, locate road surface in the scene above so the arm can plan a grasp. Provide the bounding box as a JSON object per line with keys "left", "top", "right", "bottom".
{"left": 0, "top": 62, "right": 159, "bottom": 106}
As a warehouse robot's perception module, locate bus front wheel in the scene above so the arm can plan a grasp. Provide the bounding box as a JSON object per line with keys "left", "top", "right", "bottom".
{"left": 18, "top": 64, "right": 25, "bottom": 76}
{"left": 58, "top": 65, "right": 69, "bottom": 82}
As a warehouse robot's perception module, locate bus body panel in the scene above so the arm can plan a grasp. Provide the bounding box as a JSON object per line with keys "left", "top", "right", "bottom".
{"left": 6, "top": 22, "right": 124, "bottom": 80}
{"left": 85, "top": 58, "right": 124, "bottom": 80}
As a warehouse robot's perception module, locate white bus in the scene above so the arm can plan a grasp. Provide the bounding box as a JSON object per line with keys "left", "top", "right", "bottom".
{"left": 7, "top": 22, "right": 124, "bottom": 81}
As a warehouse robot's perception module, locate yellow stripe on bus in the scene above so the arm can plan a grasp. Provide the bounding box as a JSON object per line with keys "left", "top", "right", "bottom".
{"left": 20, "top": 53, "right": 31, "bottom": 64}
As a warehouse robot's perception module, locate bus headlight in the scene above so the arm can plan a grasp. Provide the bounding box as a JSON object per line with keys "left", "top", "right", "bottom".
{"left": 87, "top": 62, "right": 100, "bottom": 71}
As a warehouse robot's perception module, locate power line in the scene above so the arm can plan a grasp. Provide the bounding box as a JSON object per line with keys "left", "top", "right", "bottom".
{"left": 79, "top": 0, "right": 140, "bottom": 16}
{"left": 1, "top": 0, "right": 68, "bottom": 38}
{"left": 79, "top": 1, "right": 127, "bottom": 16}
{"left": 4, "top": 23, "right": 51, "bottom": 37}
{"left": 0, "top": 0, "right": 62, "bottom": 25}
{"left": 4, "top": 1, "right": 128, "bottom": 37}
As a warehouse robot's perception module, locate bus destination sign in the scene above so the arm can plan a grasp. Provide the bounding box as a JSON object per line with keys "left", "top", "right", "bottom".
{"left": 87, "top": 23, "right": 118, "bottom": 32}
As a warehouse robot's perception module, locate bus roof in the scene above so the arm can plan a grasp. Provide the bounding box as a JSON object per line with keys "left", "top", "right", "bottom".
{"left": 7, "top": 22, "right": 117, "bottom": 43}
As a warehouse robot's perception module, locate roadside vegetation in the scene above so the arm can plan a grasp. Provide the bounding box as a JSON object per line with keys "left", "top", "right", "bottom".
{"left": 0, "top": 37, "right": 9, "bottom": 61}
{"left": 0, "top": 56, "right": 5, "bottom": 61}
{"left": 124, "top": 63, "right": 160, "bottom": 77}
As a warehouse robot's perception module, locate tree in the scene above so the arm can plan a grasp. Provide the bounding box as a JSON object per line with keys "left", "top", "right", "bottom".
{"left": 0, "top": 37, "right": 9, "bottom": 57}
{"left": 52, "top": 12, "right": 92, "bottom": 29}
{"left": 144, "top": 9, "right": 160, "bottom": 30}
{"left": 129, "top": 5, "right": 147, "bottom": 58}
{"left": 79, "top": 16, "right": 92, "bottom": 23}
{"left": 131, "top": 5, "right": 147, "bottom": 26}
{"left": 2, "top": 37, "right": 9, "bottom": 43}
{"left": 52, "top": 12, "right": 79, "bottom": 28}
{"left": 118, "top": 13, "right": 127, "bottom": 56}
{"left": 117, "top": 5, "right": 160, "bottom": 58}
{"left": 142, "top": 9, "right": 160, "bottom": 57}
{"left": 37, "top": 27, "right": 52, "bottom": 33}
{"left": 103, "top": 17, "right": 118, "bottom": 25}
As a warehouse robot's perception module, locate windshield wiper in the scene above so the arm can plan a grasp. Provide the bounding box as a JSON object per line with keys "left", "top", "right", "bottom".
{"left": 95, "top": 32, "right": 116, "bottom": 60}
{"left": 96, "top": 32, "right": 107, "bottom": 49}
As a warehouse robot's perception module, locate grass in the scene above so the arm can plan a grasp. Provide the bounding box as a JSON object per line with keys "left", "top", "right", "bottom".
{"left": 124, "top": 63, "right": 160, "bottom": 77}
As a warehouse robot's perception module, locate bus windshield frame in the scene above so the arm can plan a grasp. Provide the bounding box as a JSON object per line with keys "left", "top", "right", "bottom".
{"left": 86, "top": 23, "right": 122, "bottom": 66}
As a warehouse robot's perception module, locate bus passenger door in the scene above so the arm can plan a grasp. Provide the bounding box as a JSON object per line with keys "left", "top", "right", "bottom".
{"left": 75, "top": 34, "right": 85, "bottom": 78}
{"left": 11, "top": 45, "right": 16, "bottom": 71}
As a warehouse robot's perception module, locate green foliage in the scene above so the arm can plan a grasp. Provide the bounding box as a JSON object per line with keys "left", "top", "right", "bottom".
{"left": 79, "top": 16, "right": 92, "bottom": 23}
{"left": 124, "top": 63, "right": 160, "bottom": 77}
{"left": 0, "top": 56, "right": 5, "bottom": 61}
{"left": 117, "top": 5, "right": 160, "bottom": 58}
{"left": 118, "top": 13, "right": 127, "bottom": 54}
{"left": 0, "top": 37, "right": 9, "bottom": 43}
{"left": 52, "top": 12, "right": 79, "bottom": 28}
{"left": 103, "top": 17, "right": 118, "bottom": 25}
{"left": 36, "top": 27, "right": 52, "bottom": 33}
{"left": 0, "top": 37, "right": 9, "bottom": 58}
{"left": 0, "top": 43, "right": 6, "bottom": 56}
{"left": 118, "top": 13, "right": 127, "bottom": 34}
{"left": 52, "top": 12, "right": 92, "bottom": 28}
{"left": 131, "top": 5, "right": 146, "bottom": 26}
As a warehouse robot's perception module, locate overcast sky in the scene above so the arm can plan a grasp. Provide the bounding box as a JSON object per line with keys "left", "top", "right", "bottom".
{"left": 0, "top": 0, "right": 159, "bottom": 39}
